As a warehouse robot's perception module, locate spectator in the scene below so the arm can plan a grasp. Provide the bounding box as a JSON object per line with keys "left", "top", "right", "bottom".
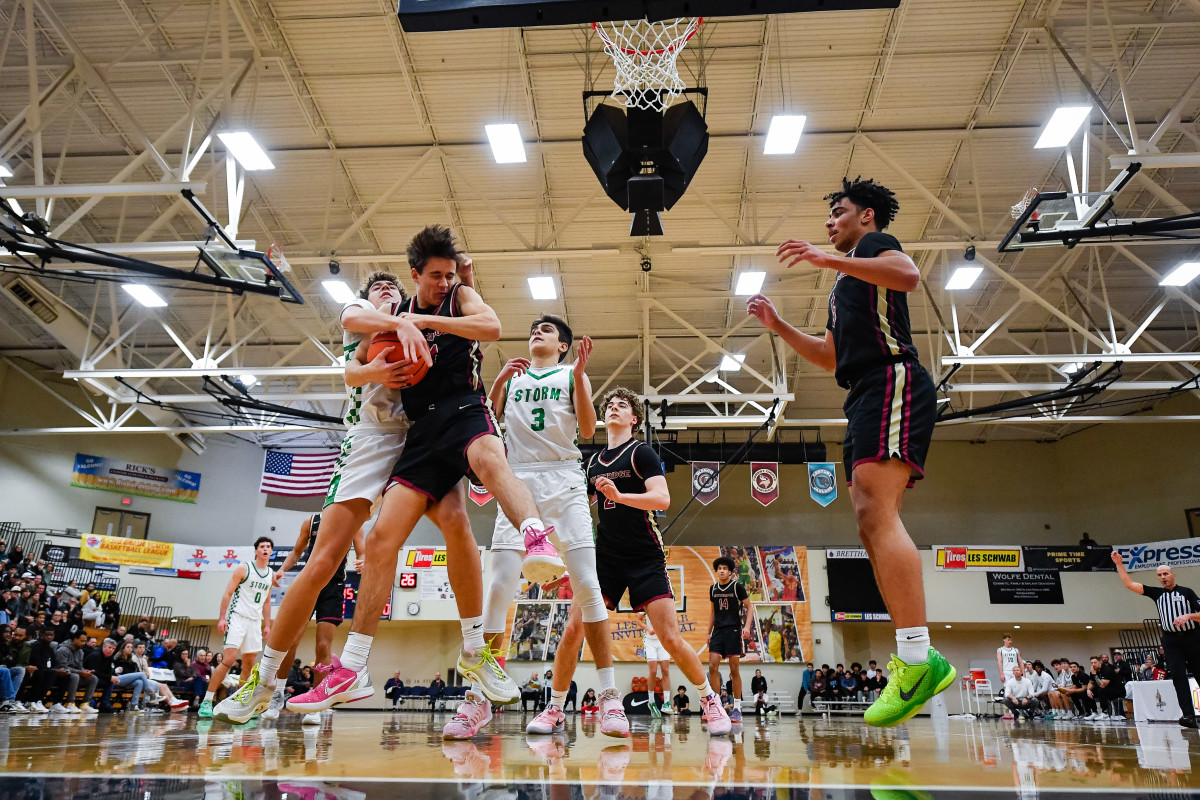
{"left": 101, "top": 595, "right": 121, "bottom": 630}
{"left": 750, "top": 669, "right": 767, "bottom": 696}
{"left": 131, "top": 617, "right": 152, "bottom": 642}
{"left": 1029, "top": 661, "right": 1054, "bottom": 713}
{"left": 1087, "top": 655, "right": 1122, "bottom": 721}
{"left": 288, "top": 665, "right": 314, "bottom": 697}
{"left": 841, "top": 665, "right": 860, "bottom": 700}
{"left": 384, "top": 672, "right": 405, "bottom": 709}
{"left": 173, "top": 649, "right": 193, "bottom": 685}
{"left": 51, "top": 630, "right": 98, "bottom": 715}
{"left": 24, "top": 627, "right": 61, "bottom": 711}
{"left": 84, "top": 636, "right": 98, "bottom": 658}
{"left": 428, "top": 671, "right": 446, "bottom": 710}
{"left": 541, "top": 669, "right": 554, "bottom": 710}
{"left": 1002, "top": 663, "right": 1037, "bottom": 721}
{"left": 520, "top": 671, "right": 541, "bottom": 712}
{"left": 672, "top": 685, "right": 690, "bottom": 714}
{"left": 1142, "top": 653, "right": 1166, "bottom": 681}
{"left": 1063, "top": 661, "right": 1096, "bottom": 718}
{"left": 754, "top": 689, "right": 778, "bottom": 716}
{"left": 6, "top": 544, "right": 25, "bottom": 570}
{"left": 863, "top": 659, "right": 887, "bottom": 698}
{"left": 810, "top": 664, "right": 829, "bottom": 704}
{"left": 1044, "top": 659, "right": 1074, "bottom": 719}
{"left": 62, "top": 580, "right": 81, "bottom": 600}
{"left": 0, "top": 627, "right": 24, "bottom": 711}
{"left": 84, "top": 638, "right": 119, "bottom": 712}
{"left": 111, "top": 640, "right": 150, "bottom": 711}
{"left": 828, "top": 665, "right": 846, "bottom": 701}
{"left": 1111, "top": 650, "right": 1134, "bottom": 688}
{"left": 720, "top": 688, "right": 735, "bottom": 717}
{"left": 131, "top": 641, "right": 187, "bottom": 711}
{"left": 581, "top": 688, "right": 599, "bottom": 714}
{"left": 798, "top": 662, "right": 815, "bottom": 714}
{"left": 564, "top": 679, "right": 578, "bottom": 712}
{"left": 1079, "top": 532, "right": 1096, "bottom": 548}
{"left": 189, "top": 648, "right": 212, "bottom": 709}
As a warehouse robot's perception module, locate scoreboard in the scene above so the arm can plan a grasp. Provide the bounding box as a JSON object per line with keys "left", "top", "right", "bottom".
{"left": 342, "top": 571, "right": 392, "bottom": 620}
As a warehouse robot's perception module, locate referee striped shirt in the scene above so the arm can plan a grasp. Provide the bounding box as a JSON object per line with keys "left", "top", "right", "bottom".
{"left": 1142, "top": 584, "right": 1200, "bottom": 633}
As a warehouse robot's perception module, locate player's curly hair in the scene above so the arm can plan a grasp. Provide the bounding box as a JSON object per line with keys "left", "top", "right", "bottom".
{"left": 358, "top": 271, "right": 408, "bottom": 301}
{"left": 713, "top": 556, "right": 737, "bottom": 573}
{"left": 600, "top": 387, "right": 645, "bottom": 428}
{"left": 407, "top": 224, "right": 460, "bottom": 273}
{"left": 531, "top": 314, "right": 573, "bottom": 363}
{"left": 824, "top": 176, "right": 900, "bottom": 230}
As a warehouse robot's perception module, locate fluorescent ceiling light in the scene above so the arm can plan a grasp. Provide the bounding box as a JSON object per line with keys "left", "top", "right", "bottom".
{"left": 238, "top": 374, "right": 258, "bottom": 388}
{"left": 1160, "top": 261, "right": 1200, "bottom": 287}
{"left": 527, "top": 275, "right": 557, "bottom": 299}
{"left": 945, "top": 266, "right": 983, "bottom": 291}
{"left": 719, "top": 354, "right": 746, "bottom": 372}
{"left": 763, "top": 115, "right": 806, "bottom": 155}
{"left": 1060, "top": 361, "right": 1086, "bottom": 375}
{"left": 0, "top": 164, "right": 12, "bottom": 178}
{"left": 217, "top": 131, "right": 275, "bottom": 170}
{"left": 734, "top": 270, "right": 765, "bottom": 296}
{"left": 485, "top": 124, "right": 526, "bottom": 164}
{"left": 1034, "top": 106, "right": 1092, "bottom": 149}
{"left": 122, "top": 284, "right": 168, "bottom": 308}
{"left": 322, "top": 279, "right": 356, "bottom": 304}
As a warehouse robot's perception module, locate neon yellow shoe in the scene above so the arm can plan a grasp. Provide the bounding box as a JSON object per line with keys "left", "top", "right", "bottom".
{"left": 864, "top": 648, "right": 955, "bottom": 728}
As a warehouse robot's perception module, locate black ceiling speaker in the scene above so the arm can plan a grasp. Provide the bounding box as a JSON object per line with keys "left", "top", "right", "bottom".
{"left": 582, "top": 104, "right": 634, "bottom": 210}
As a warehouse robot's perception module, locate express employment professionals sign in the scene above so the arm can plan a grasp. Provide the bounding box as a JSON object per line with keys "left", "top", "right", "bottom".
{"left": 1114, "top": 538, "right": 1200, "bottom": 571}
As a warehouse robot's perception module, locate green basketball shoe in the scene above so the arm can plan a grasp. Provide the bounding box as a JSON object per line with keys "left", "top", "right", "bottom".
{"left": 864, "top": 648, "right": 955, "bottom": 728}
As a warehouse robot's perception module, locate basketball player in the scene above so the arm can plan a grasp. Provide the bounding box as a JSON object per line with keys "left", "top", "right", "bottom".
{"left": 199, "top": 537, "right": 274, "bottom": 718}
{"left": 708, "top": 555, "right": 753, "bottom": 723}
{"left": 443, "top": 314, "right": 628, "bottom": 740}
{"left": 747, "top": 176, "right": 955, "bottom": 727}
{"left": 997, "top": 634, "right": 1022, "bottom": 685}
{"left": 291, "top": 224, "right": 559, "bottom": 713}
{"left": 255, "top": 513, "right": 366, "bottom": 724}
{"left": 213, "top": 268, "right": 488, "bottom": 724}
{"left": 634, "top": 610, "right": 672, "bottom": 718}
{"left": 552, "top": 388, "right": 731, "bottom": 736}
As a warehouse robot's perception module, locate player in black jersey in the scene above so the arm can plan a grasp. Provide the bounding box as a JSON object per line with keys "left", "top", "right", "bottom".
{"left": 707, "top": 555, "right": 753, "bottom": 722}
{"left": 552, "top": 387, "right": 731, "bottom": 735}
{"left": 747, "top": 177, "right": 954, "bottom": 727}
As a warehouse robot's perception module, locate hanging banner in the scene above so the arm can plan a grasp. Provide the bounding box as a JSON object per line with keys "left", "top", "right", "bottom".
{"left": 71, "top": 453, "right": 201, "bottom": 503}
{"left": 171, "top": 545, "right": 256, "bottom": 573}
{"left": 807, "top": 462, "right": 837, "bottom": 507}
{"left": 80, "top": 534, "right": 174, "bottom": 568}
{"left": 934, "top": 545, "right": 1023, "bottom": 571}
{"left": 1113, "top": 538, "right": 1200, "bottom": 571}
{"left": 987, "top": 571, "right": 1064, "bottom": 604}
{"left": 468, "top": 482, "right": 494, "bottom": 506}
{"left": 691, "top": 461, "right": 719, "bottom": 506}
{"left": 1021, "top": 546, "right": 1115, "bottom": 572}
{"left": 750, "top": 462, "right": 779, "bottom": 507}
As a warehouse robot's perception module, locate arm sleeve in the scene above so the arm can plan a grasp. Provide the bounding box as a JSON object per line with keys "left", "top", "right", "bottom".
{"left": 854, "top": 232, "right": 904, "bottom": 259}
{"left": 1184, "top": 587, "right": 1200, "bottom": 612}
{"left": 737, "top": 582, "right": 748, "bottom": 601}
{"left": 632, "top": 444, "right": 665, "bottom": 479}
{"left": 1141, "top": 585, "right": 1164, "bottom": 601}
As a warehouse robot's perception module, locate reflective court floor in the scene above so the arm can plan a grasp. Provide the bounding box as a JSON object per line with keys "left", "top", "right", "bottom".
{"left": 1, "top": 710, "right": 1199, "bottom": 799}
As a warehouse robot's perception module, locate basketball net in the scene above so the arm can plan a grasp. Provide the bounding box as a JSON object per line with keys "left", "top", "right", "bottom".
{"left": 266, "top": 242, "right": 291, "bottom": 272}
{"left": 592, "top": 17, "right": 703, "bottom": 112}
{"left": 1011, "top": 187, "right": 1040, "bottom": 220}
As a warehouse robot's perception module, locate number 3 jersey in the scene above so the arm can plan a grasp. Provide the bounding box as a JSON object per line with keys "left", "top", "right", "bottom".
{"left": 503, "top": 365, "right": 581, "bottom": 465}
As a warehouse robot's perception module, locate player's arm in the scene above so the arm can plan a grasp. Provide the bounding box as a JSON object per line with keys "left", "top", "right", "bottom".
{"left": 341, "top": 304, "right": 431, "bottom": 366}
{"left": 996, "top": 648, "right": 1004, "bottom": 677}
{"left": 489, "top": 359, "right": 531, "bottom": 419}
{"left": 595, "top": 474, "right": 670, "bottom": 512}
{"left": 776, "top": 239, "right": 919, "bottom": 292}
{"left": 262, "top": 584, "right": 271, "bottom": 635}
{"left": 275, "top": 520, "right": 311, "bottom": 579}
{"left": 572, "top": 337, "right": 597, "bottom": 438}
{"left": 455, "top": 253, "right": 476, "bottom": 291}
{"left": 746, "top": 294, "right": 836, "bottom": 372}
{"left": 344, "top": 334, "right": 411, "bottom": 388}
{"left": 741, "top": 596, "right": 754, "bottom": 636}
{"left": 352, "top": 527, "right": 366, "bottom": 571}
{"left": 405, "top": 285, "right": 501, "bottom": 341}
{"left": 1110, "top": 551, "right": 1145, "bottom": 595}
{"left": 216, "top": 565, "right": 246, "bottom": 631}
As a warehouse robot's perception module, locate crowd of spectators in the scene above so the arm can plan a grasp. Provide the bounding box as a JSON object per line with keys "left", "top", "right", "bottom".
{"left": 1002, "top": 650, "right": 1142, "bottom": 723}
{"left": 796, "top": 661, "right": 889, "bottom": 712}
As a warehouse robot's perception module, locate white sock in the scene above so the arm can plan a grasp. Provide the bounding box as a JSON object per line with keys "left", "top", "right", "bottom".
{"left": 341, "top": 633, "right": 374, "bottom": 672}
{"left": 896, "top": 626, "right": 930, "bottom": 663}
{"left": 551, "top": 690, "right": 568, "bottom": 710}
{"left": 461, "top": 616, "right": 485, "bottom": 653}
{"left": 258, "top": 646, "right": 286, "bottom": 688}
{"left": 597, "top": 667, "right": 616, "bottom": 693}
{"left": 692, "top": 679, "right": 714, "bottom": 698}
{"left": 519, "top": 517, "right": 546, "bottom": 534}
{"left": 203, "top": 691, "right": 215, "bottom": 703}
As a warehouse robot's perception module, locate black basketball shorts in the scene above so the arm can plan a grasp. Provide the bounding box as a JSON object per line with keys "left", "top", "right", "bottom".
{"left": 709, "top": 626, "right": 745, "bottom": 658}
{"left": 596, "top": 551, "right": 674, "bottom": 613}
{"left": 386, "top": 392, "right": 500, "bottom": 501}
{"left": 313, "top": 563, "right": 347, "bottom": 625}
{"left": 842, "top": 361, "right": 936, "bottom": 489}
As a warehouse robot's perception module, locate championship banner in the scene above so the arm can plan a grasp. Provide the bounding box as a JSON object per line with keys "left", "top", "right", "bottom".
{"left": 1022, "top": 545, "right": 1115, "bottom": 572}
{"left": 934, "top": 545, "right": 1023, "bottom": 571}
{"left": 80, "top": 534, "right": 173, "bottom": 568}
{"left": 807, "top": 462, "right": 837, "bottom": 507}
{"left": 750, "top": 462, "right": 779, "bottom": 507}
{"left": 72, "top": 453, "right": 201, "bottom": 503}
{"left": 468, "top": 483, "right": 493, "bottom": 506}
{"left": 1114, "top": 538, "right": 1200, "bottom": 571}
{"left": 691, "top": 461, "right": 719, "bottom": 506}
{"left": 170, "top": 545, "right": 256, "bottom": 573}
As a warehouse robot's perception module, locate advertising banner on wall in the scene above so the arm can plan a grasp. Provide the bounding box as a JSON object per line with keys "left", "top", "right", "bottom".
{"left": 72, "top": 453, "right": 201, "bottom": 503}
{"left": 170, "top": 545, "right": 256, "bottom": 573}
{"left": 79, "top": 534, "right": 174, "bottom": 568}
{"left": 1021, "top": 546, "right": 1116, "bottom": 572}
{"left": 1113, "top": 538, "right": 1200, "bottom": 571}
{"left": 692, "top": 462, "right": 720, "bottom": 505}
{"left": 987, "top": 571, "right": 1064, "bottom": 604}
{"left": 934, "top": 545, "right": 1024, "bottom": 571}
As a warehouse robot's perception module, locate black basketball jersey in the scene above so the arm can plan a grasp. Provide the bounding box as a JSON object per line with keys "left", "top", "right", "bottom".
{"left": 586, "top": 439, "right": 665, "bottom": 559}
{"left": 303, "top": 513, "right": 322, "bottom": 559}
{"left": 710, "top": 579, "right": 747, "bottom": 629}
{"left": 399, "top": 283, "right": 485, "bottom": 419}
{"left": 826, "top": 231, "right": 919, "bottom": 389}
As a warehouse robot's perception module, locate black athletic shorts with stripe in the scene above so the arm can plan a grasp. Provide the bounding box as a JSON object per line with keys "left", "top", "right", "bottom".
{"left": 597, "top": 552, "right": 674, "bottom": 613}
{"left": 842, "top": 360, "right": 936, "bottom": 489}
{"left": 313, "top": 562, "right": 346, "bottom": 625}
{"left": 386, "top": 392, "right": 500, "bottom": 501}
{"left": 709, "top": 626, "right": 745, "bottom": 658}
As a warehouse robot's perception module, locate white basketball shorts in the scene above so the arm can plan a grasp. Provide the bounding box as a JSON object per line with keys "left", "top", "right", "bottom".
{"left": 324, "top": 427, "right": 407, "bottom": 508}
{"left": 224, "top": 613, "right": 263, "bottom": 654}
{"left": 644, "top": 638, "right": 670, "bottom": 663}
{"left": 492, "top": 462, "right": 594, "bottom": 552}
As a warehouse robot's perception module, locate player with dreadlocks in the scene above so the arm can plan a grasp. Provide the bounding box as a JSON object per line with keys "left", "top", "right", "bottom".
{"left": 746, "top": 176, "right": 954, "bottom": 727}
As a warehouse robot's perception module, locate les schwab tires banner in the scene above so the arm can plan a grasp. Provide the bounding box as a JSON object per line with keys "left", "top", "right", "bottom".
{"left": 933, "top": 545, "right": 1023, "bottom": 571}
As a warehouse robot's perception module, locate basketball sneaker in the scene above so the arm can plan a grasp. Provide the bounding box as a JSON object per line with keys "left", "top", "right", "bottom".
{"left": 198, "top": 699, "right": 214, "bottom": 718}
{"left": 443, "top": 692, "right": 493, "bottom": 740}
{"left": 520, "top": 524, "right": 565, "bottom": 584}
{"left": 442, "top": 740, "right": 491, "bottom": 779}
{"left": 598, "top": 688, "right": 630, "bottom": 738}
{"left": 303, "top": 712, "right": 322, "bottom": 726}
{"left": 729, "top": 705, "right": 743, "bottom": 723}
{"left": 457, "top": 643, "right": 519, "bottom": 705}
{"left": 216, "top": 669, "right": 276, "bottom": 725}
{"left": 864, "top": 648, "right": 956, "bottom": 728}
{"left": 700, "top": 692, "right": 731, "bottom": 735}
{"left": 260, "top": 688, "right": 287, "bottom": 720}
{"left": 527, "top": 704, "right": 565, "bottom": 734}
{"left": 649, "top": 698, "right": 661, "bottom": 719}
{"left": 661, "top": 700, "right": 672, "bottom": 715}
{"left": 288, "top": 655, "right": 373, "bottom": 713}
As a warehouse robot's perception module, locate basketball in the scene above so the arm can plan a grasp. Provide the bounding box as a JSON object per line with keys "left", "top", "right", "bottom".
{"left": 366, "top": 331, "right": 430, "bottom": 389}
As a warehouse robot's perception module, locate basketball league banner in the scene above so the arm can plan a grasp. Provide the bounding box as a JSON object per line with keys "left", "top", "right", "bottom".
{"left": 691, "top": 461, "right": 719, "bottom": 505}
{"left": 750, "top": 462, "right": 779, "bottom": 506}
{"left": 79, "top": 534, "right": 174, "bottom": 568}
{"left": 807, "top": 462, "right": 837, "bottom": 507}
{"left": 934, "top": 545, "right": 1023, "bottom": 571}
{"left": 468, "top": 482, "right": 493, "bottom": 506}
{"left": 71, "top": 453, "right": 201, "bottom": 503}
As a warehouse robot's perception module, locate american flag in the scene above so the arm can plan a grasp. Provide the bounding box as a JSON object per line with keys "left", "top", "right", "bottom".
{"left": 260, "top": 450, "right": 339, "bottom": 496}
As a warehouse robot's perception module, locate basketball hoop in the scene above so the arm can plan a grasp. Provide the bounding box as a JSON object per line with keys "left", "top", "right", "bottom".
{"left": 592, "top": 17, "right": 703, "bottom": 112}
{"left": 1011, "top": 187, "right": 1040, "bottom": 221}
{"left": 266, "top": 242, "right": 292, "bottom": 272}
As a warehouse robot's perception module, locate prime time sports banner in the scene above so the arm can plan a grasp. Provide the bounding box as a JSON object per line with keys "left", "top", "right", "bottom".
{"left": 72, "top": 453, "right": 201, "bottom": 503}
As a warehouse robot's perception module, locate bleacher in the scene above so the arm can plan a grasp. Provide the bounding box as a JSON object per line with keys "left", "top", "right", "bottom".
{"left": 739, "top": 690, "right": 797, "bottom": 715}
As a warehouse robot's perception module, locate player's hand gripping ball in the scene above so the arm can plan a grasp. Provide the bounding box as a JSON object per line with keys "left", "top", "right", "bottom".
{"left": 367, "top": 331, "right": 431, "bottom": 389}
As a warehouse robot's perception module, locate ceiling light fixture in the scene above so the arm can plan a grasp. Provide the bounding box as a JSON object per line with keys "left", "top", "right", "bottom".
{"left": 734, "top": 270, "right": 765, "bottom": 296}
{"left": 485, "top": 124, "right": 526, "bottom": 164}
{"left": 1160, "top": 261, "right": 1200, "bottom": 287}
{"left": 216, "top": 132, "right": 275, "bottom": 171}
{"left": 719, "top": 354, "right": 746, "bottom": 372}
{"left": 946, "top": 266, "right": 983, "bottom": 291}
{"left": 1034, "top": 106, "right": 1092, "bottom": 149}
{"left": 1061, "top": 361, "right": 1086, "bottom": 375}
{"left": 121, "top": 284, "right": 168, "bottom": 308}
{"left": 763, "top": 115, "right": 807, "bottom": 155}
{"left": 0, "top": 164, "right": 12, "bottom": 178}
{"left": 527, "top": 275, "right": 557, "bottom": 299}
{"left": 321, "top": 280, "right": 356, "bottom": 304}
{"left": 238, "top": 374, "right": 258, "bottom": 388}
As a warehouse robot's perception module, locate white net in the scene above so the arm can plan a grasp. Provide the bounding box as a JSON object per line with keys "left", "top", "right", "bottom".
{"left": 1010, "top": 187, "right": 1039, "bottom": 220}
{"left": 592, "top": 17, "right": 703, "bottom": 112}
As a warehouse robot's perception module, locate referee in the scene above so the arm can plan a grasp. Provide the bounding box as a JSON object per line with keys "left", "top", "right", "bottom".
{"left": 1112, "top": 550, "right": 1200, "bottom": 728}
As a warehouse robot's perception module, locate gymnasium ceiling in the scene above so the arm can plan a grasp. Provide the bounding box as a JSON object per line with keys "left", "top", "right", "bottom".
{"left": 0, "top": 0, "right": 1199, "bottom": 449}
